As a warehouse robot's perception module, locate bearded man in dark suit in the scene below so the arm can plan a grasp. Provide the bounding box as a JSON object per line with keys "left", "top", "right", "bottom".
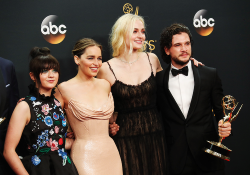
{"left": 0, "top": 57, "right": 19, "bottom": 174}
{"left": 156, "top": 23, "right": 231, "bottom": 175}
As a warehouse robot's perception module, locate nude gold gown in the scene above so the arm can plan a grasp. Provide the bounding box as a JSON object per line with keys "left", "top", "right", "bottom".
{"left": 65, "top": 93, "right": 123, "bottom": 175}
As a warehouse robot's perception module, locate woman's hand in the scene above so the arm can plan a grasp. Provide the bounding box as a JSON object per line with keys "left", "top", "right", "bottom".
{"left": 66, "top": 132, "right": 75, "bottom": 139}
{"left": 190, "top": 58, "right": 204, "bottom": 67}
{"left": 109, "top": 122, "right": 119, "bottom": 136}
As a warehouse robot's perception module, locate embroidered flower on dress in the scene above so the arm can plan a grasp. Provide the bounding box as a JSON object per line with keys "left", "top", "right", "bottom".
{"left": 58, "top": 148, "right": 68, "bottom": 166}
{"left": 30, "top": 96, "right": 36, "bottom": 101}
{"left": 41, "top": 104, "right": 52, "bottom": 115}
{"left": 39, "top": 140, "right": 45, "bottom": 147}
{"left": 46, "top": 138, "right": 59, "bottom": 151}
{"left": 44, "top": 116, "right": 53, "bottom": 127}
{"left": 38, "top": 134, "right": 45, "bottom": 140}
{"left": 31, "top": 155, "right": 41, "bottom": 166}
{"left": 55, "top": 126, "right": 59, "bottom": 133}
{"left": 62, "top": 118, "right": 66, "bottom": 127}
{"left": 53, "top": 112, "right": 59, "bottom": 120}
{"left": 37, "top": 139, "right": 42, "bottom": 146}
{"left": 60, "top": 114, "right": 64, "bottom": 119}
{"left": 58, "top": 148, "right": 67, "bottom": 159}
{"left": 33, "top": 101, "right": 42, "bottom": 107}
{"left": 49, "top": 129, "right": 54, "bottom": 135}
{"left": 54, "top": 99, "right": 61, "bottom": 107}
{"left": 43, "top": 130, "right": 49, "bottom": 141}
{"left": 44, "top": 130, "right": 49, "bottom": 135}
{"left": 42, "top": 140, "right": 47, "bottom": 146}
{"left": 32, "top": 144, "right": 37, "bottom": 149}
{"left": 59, "top": 138, "right": 63, "bottom": 145}
{"left": 59, "top": 108, "right": 64, "bottom": 114}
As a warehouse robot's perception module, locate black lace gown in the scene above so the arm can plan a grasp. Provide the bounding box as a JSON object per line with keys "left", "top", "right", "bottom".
{"left": 21, "top": 85, "right": 78, "bottom": 175}
{"left": 107, "top": 57, "right": 168, "bottom": 175}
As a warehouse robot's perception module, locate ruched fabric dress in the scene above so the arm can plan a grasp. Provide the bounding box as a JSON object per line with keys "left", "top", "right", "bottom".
{"left": 65, "top": 92, "right": 123, "bottom": 175}
{"left": 106, "top": 54, "right": 168, "bottom": 175}
{"left": 21, "top": 85, "right": 79, "bottom": 175}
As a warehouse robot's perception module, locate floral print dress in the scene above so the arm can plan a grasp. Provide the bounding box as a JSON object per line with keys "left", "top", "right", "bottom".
{"left": 21, "top": 85, "right": 78, "bottom": 175}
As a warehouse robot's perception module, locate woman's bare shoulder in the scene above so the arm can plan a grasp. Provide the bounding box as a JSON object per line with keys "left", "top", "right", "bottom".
{"left": 95, "top": 78, "right": 111, "bottom": 92}
{"left": 147, "top": 52, "right": 159, "bottom": 61}
{"left": 96, "top": 78, "right": 111, "bottom": 87}
{"left": 100, "top": 62, "right": 110, "bottom": 71}
{"left": 11, "top": 101, "right": 30, "bottom": 121}
{"left": 106, "top": 57, "right": 117, "bottom": 63}
{"left": 101, "top": 58, "right": 116, "bottom": 68}
{"left": 146, "top": 52, "right": 162, "bottom": 72}
{"left": 58, "top": 78, "right": 76, "bottom": 91}
{"left": 98, "top": 59, "right": 117, "bottom": 80}
{"left": 16, "top": 101, "right": 30, "bottom": 111}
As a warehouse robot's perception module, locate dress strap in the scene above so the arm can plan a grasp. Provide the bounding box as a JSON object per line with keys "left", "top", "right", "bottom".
{"left": 56, "top": 86, "right": 64, "bottom": 99}
{"left": 107, "top": 61, "right": 117, "bottom": 80}
{"left": 146, "top": 52, "right": 153, "bottom": 73}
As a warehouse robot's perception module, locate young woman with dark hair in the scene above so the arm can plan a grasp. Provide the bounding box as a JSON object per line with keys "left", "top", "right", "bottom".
{"left": 3, "top": 47, "right": 78, "bottom": 175}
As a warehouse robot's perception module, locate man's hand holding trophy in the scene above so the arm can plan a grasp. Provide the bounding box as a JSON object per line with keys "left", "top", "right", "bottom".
{"left": 204, "top": 95, "right": 243, "bottom": 161}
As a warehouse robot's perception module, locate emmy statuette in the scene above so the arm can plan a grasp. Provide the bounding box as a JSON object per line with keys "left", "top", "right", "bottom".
{"left": 204, "top": 95, "right": 243, "bottom": 161}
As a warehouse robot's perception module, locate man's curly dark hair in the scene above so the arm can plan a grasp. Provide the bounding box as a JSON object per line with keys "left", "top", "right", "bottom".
{"left": 160, "top": 23, "right": 194, "bottom": 64}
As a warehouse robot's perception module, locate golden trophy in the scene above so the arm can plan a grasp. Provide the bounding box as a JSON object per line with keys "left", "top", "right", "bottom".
{"left": 204, "top": 95, "right": 243, "bottom": 161}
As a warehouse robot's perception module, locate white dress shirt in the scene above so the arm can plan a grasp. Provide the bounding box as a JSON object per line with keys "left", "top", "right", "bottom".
{"left": 168, "top": 61, "right": 194, "bottom": 118}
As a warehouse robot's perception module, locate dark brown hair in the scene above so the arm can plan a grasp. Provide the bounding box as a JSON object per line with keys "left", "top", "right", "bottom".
{"left": 160, "top": 23, "right": 194, "bottom": 64}
{"left": 72, "top": 38, "right": 102, "bottom": 57}
{"left": 29, "top": 47, "right": 60, "bottom": 86}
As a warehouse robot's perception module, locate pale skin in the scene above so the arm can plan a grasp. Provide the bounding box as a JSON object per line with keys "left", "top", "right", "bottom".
{"left": 54, "top": 46, "right": 117, "bottom": 136}
{"left": 98, "top": 20, "right": 162, "bottom": 87}
{"left": 164, "top": 32, "right": 231, "bottom": 137}
{"left": 98, "top": 20, "right": 202, "bottom": 136}
{"left": 3, "top": 69, "right": 73, "bottom": 175}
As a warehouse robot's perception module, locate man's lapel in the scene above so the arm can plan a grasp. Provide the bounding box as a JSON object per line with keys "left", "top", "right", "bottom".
{"left": 163, "top": 65, "right": 186, "bottom": 120}
{"left": 186, "top": 62, "right": 201, "bottom": 121}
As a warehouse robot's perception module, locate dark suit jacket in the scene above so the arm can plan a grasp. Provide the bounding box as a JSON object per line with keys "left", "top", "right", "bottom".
{"left": 156, "top": 62, "right": 225, "bottom": 174}
{"left": 0, "top": 57, "right": 19, "bottom": 174}
{"left": 0, "top": 57, "right": 19, "bottom": 147}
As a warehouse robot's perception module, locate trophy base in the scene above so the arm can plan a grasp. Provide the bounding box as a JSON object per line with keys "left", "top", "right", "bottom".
{"left": 204, "top": 141, "right": 232, "bottom": 161}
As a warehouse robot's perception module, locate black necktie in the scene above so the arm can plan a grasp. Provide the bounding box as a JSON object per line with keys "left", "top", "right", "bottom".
{"left": 171, "top": 66, "right": 188, "bottom": 76}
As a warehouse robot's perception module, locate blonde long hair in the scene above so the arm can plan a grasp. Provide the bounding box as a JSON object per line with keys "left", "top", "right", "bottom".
{"left": 110, "top": 14, "right": 145, "bottom": 57}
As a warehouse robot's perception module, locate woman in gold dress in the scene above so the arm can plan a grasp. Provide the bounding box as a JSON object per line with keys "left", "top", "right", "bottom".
{"left": 55, "top": 38, "right": 122, "bottom": 175}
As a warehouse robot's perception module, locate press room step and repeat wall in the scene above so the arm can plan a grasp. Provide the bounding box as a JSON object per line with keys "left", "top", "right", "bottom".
{"left": 0, "top": 0, "right": 249, "bottom": 174}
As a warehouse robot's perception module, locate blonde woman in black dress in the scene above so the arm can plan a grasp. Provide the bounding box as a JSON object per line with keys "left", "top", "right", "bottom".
{"left": 98, "top": 13, "right": 167, "bottom": 175}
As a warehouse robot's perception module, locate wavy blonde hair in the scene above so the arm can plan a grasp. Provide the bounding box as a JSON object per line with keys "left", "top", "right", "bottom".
{"left": 110, "top": 13, "right": 145, "bottom": 57}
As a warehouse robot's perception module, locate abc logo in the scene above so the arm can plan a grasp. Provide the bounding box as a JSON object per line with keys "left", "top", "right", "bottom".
{"left": 41, "top": 15, "right": 67, "bottom": 44}
{"left": 193, "top": 9, "right": 214, "bottom": 36}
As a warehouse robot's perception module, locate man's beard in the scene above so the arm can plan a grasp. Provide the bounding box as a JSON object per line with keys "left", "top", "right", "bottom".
{"left": 172, "top": 55, "right": 190, "bottom": 66}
